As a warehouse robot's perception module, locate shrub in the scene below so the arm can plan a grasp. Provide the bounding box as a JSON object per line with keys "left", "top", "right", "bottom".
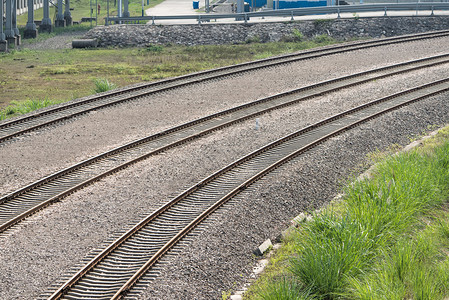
{"left": 93, "top": 78, "right": 117, "bottom": 93}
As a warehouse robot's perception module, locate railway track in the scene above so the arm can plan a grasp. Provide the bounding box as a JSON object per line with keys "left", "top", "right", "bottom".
{"left": 1, "top": 30, "right": 449, "bottom": 144}
{"left": 1, "top": 53, "right": 448, "bottom": 234}
{"left": 45, "top": 78, "right": 449, "bottom": 300}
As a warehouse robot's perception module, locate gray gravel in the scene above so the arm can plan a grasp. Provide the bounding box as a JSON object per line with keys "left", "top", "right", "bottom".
{"left": 0, "top": 36, "right": 448, "bottom": 299}
{"left": 1, "top": 36, "right": 448, "bottom": 197}
{"left": 139, "top": 93, "right": 449, "bottom": 300}
{"left": 19, "top": 31, "right": 88, "bottom": 50}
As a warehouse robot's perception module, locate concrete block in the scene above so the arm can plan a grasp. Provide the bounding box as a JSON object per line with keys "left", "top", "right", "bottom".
{"left": 291, "top": 212, "right": 307, "bottom": 226}
{"left": 276, "top": 226, "right": 296, "bottom": 242}
{"left": 55, "top": 19, "right": 66, "bottom": 27}
{"left": 15, "top": 34, "right": 21, "bottom": 46}
{"left": 81, "top": 17, "right": 96, "bottom": 22}
{"left": 24, "top": 29, "right": 38, "bottom": 39}
{"left": 6, "top": 36, "right": 16, "bottom": 46}
{"left": 64, "top": 16, "right": 73, "bottom": 26}
{"left": 253, "top": 239, "right": 272, "bottom": 256}
{"left": 0, "top": 41, "right": 7, "bottom": 52}
{"left": 72, "top": 39, "right": 98, "bottom": 48}
{"left": 39, "top": 24, "right": 53, "bottom": 33}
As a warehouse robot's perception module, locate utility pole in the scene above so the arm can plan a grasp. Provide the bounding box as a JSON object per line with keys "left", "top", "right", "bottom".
{"left": 55, "top": 0, "right": 66, "bottom": 27}
{"left": 5, "top": 0, "right": 17, "bottom": 45}
{"left": 123, "top": 0, "right": 129, "bottom": 17}
{"left": 40, "top": 0, "right": 53, "bottom": 33}
{"left": 24, "top": 0, "right": 38, "bottom": 38}
{"left": 118, "top": 0, "right": 122, "bottom": 23}
{"left": 11, "top": 0, "right": 20, "bottom": 44}
{"left": 106, "top": 0, "right": 109, "bottom": 25}
{"left": 0, "top": 0, "right": 7, "bottom": 52}
{"left": 64, "top": 0, "right": 73, "bottom": 26}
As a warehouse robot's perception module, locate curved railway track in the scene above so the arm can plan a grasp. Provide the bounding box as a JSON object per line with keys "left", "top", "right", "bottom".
{"left": 1, "top": 54, "right": 449, "bottom": 234}
{"left": 46, "top": 78, "right": 449, "bottom": 300}
{"left": 1, "top": 30, "right": 449, "bottom": 144}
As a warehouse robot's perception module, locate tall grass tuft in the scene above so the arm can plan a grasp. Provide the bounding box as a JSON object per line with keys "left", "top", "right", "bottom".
{"left": 0, "top": 98, "right": 61, "bottom": 120}
{"left": 256, "top": 277, "right": 313, "bottom": 300}
{"left": 266, "top": 140, "right": 449, "bottom": 299}
{"left": 93, "top": 78, "right": 117, "bottom": 93}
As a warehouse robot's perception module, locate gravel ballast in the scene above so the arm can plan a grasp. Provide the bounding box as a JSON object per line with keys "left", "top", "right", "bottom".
{"left": 139, "top": 94, "right": 449, "bottom": 299}
{"left": 0, "top": 36, "right": 449, "bottom": 299}
{"left": 1, "top": 36, "right": 448, "bottom": 197}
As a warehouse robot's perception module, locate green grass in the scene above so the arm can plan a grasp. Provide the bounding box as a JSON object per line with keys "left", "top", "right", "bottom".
{"left": 0, "top": 35, "right": 338, "bottom": 112}
{"left": 93, "top": 77, "right": 117, "bottom": 93}
{"left": 245, "top": 126, "right": 449, "bottom": 300}
{"left": 16, "top": 0, "right": 165, "bottom": 27}
{"left": 0, "top": 98, "right": 64, "bottom": 120}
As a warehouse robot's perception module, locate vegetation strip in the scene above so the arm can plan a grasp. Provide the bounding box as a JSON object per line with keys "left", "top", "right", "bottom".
{"left": 1, "top": 56, "right": 448, "bottom": 234}
{"left": 47, "top": 78, "right": 449, "bottom": 299}
{"left": 245, "top": 126, "right": 449, "bottom": 300}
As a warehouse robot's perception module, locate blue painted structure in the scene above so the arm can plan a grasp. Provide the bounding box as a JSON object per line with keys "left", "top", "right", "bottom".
{"left": 244, "top": 0, "right": 267, "bottom": 8}
{"left": 273, "top": 0, "right": 326, "bottom": 9}
{"left": 245, "top": 0, "right": 326, "bottom": 9}
{"left": 193, "top": 1, "right": 199, "bottom": 9}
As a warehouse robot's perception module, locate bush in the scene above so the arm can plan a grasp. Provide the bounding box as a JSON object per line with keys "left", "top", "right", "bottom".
{"left": 93, "top": 78, "right": 117, "bottom": 93}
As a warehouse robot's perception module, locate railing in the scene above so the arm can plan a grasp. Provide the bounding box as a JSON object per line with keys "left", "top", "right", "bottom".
{"left": 105, "top": 2, "right": 449, "bottom": 24}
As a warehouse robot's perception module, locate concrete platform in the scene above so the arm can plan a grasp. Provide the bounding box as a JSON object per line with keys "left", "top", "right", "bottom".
{"left": 146, "top": 0, "right": 199, "bottom": 24}
{"left": 0, "top": 40, "right": 7, "bottom": 52}
{"left": 6, "top": 36, "right": 17, "bottom": 46}
{"left": 55, "top": 19, "right": 66, "bottom": 27}
{"left": 39, "top": 24, "right": 53, "bottom": 33}
{"left": 24, "top": 29, "right": 38, "bottom": 39}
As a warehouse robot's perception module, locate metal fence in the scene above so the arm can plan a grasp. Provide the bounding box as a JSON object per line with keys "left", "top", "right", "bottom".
{"left": 105, "top": 2, "right": 449, "bottom": 24}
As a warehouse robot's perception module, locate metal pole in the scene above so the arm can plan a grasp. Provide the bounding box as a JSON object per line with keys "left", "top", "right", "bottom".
{"left": 64, "top": 0, "right": 72, "bottom": 25}
{"left": 141, "top": 0, "right": 144, "bottom": 16}
{"left": 12, "top": 0, "right": 18, "bottom": 37}
{"left": 0, "top": 0, "right": 5, "bottom": 41}
{"left": 90, "top": 0, "right": 92, "bottom": 27}
{"left": 42, "top": 0, "right": 51, "bottom": 26}
{"left": 55, "top": 0, "right": 65, "bottom": 26}
{"left": 5, "top": 0, "right": 14, "bottom": 39}
{"left": 106, "top": 0, "right": 109, "bottom": 25}
{"left": 123, "top": 0, "right": 129, "bottom": 17}
{"left": 24, "top": 0, "right": 38, "bottom": 38}
{"left": 95, "top": 0, "right": 97, "bottom": 25}
{"left": 118, "top": 0, "right": 122, "bottom": 23}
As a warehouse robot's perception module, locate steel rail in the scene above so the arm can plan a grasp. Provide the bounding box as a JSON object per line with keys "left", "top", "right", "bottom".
{"left": 1, "top": 30, "right": 449, "bottom": 144}
{"left": 48, "top": 77, "right": 449, "bottom": 300}
{"left": 1, "top": 53, "right": 448, "bottom": 234}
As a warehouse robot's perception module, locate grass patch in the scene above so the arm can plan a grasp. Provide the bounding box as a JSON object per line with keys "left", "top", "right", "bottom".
{"left": 245, "top": 126, "right": 449, "bottom": 299}
{"left": 0, "top": 98, "right": 64, "bottom": 120}
{"left": 93, "top": 78, "right": 117, "bottom": 93}
{"left": 0, "top": 36, "right": 338, "bottom": 114}
{"left": 16, "top": 0, "right": 165, "bottom": 27}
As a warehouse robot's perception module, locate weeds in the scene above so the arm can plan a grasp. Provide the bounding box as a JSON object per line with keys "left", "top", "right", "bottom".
{"left": 142, "top": 44, "right": 164, "bottom": 53}
{"left": 93, "top": 78, "right": 117, "bottom": 93}
{"left": 313, "top": 34, "right": 334, "bottom": 44}
{"left": 0, "top": 98, "right": 62, "bottom": 120}
{"left": 248, "top": 131, "right": 449, "bottom": 299}
{"left": 313, "top": 18, "right": 333, "bottom": 26}
{"left": 246, "top": 35, "right": 262, "bottom": 44}
{"left": 256, "top": 277, "right": 313, "bottom": 300}
{"left": 2, "top": 38, "right": 341, "bottom": 117}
